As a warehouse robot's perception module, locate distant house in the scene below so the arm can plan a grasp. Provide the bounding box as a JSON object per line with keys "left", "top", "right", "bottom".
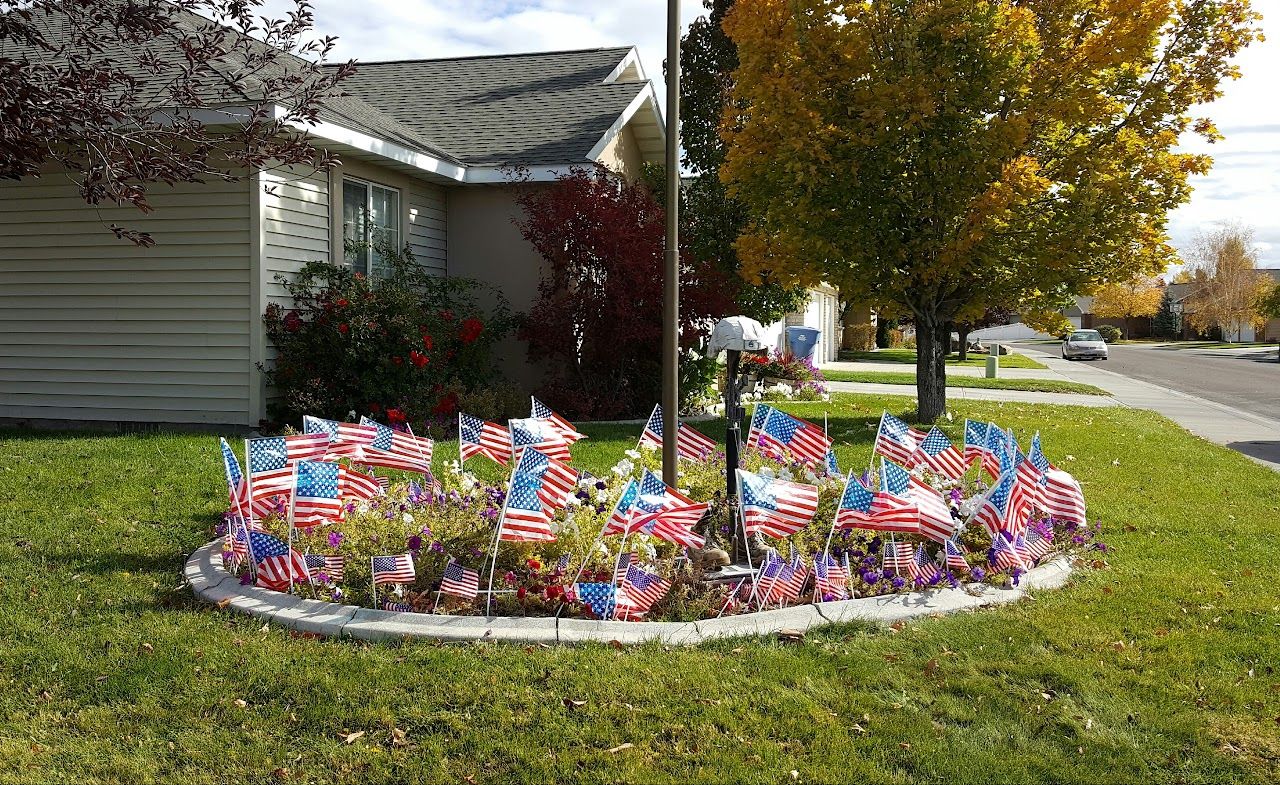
{"left": 1166, "top": 269, "right": 1280, "bottom": 342}
{"left": 1065, "top": 296, "right": 1153, "bottom": 338}
{"left": 0, "top": 9, "right": 669, "bottom": 428}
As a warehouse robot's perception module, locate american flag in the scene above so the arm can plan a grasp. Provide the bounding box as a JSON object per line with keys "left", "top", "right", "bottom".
{"left": 248, "top": 531, "right": 309, "bottom": 592}
{"left": 616, "top": 563, "right": 671, "bottom": 619}
{"left": 638, "top": 404, "right": 717, "bottom": 461}
{"left": 990, "top": 532, "right": 1026, "bottom": 571}
{"left": 884, "top": 460, "right": 956, "bottom": 543}
{"left": 342, "top": 466, "right": 383, "bottom": 501}
{"left": 219, "top": 438, "right": 251, "bottom": 519}
{"left": 371, "top": 553, "right": 416, "bottom": 585}
{"left": 459, "top": 413, "right": 512, "bottom": 465}
{"left": 531, "top": 397, "right": 587, "bottom": 443}
{"left": 499, "top": 463, "right": 557, "bottom": 543}
{"left": 963, "top": 419, "right": 990, "bottom": 468}
{"left": 814, "top": 552, "right": 849, "bottom": 600}
{"left": 603, "top": 479, "right": 640, "bottom": 536}
{"left": 911, "top": 426, "right": 968, "bottom": 480}
{"left": 755, "top": 551, "right": 787, "bottom": 605}
{"left": 245, "top": 433, "right": 330, "bottom": 509}
{"left": 224, "top": 516, "right": 257, "bottom": 572}
{"left": 1009, "top": 449, "right": 1041, "bottom": 534}
{"left": 758, "top": 408, "right": 832, "bottom": 465}
{"left": 939, "top": 537, "right": 970, "bottom": 572}
{"left": 973, "top": 470, "right": 1017, "bottom": 537}
{"left": 304, "top": 553, "right": 345, "bottom": 583}
{"left": 512, "top": 446, "right": 578, "bottom": 510}
{"left": 509, "top": 417, "right": 572, "bottom": 462}
{"left": 746, "top": 403, "right": 776, "bottom": 448}
{"left": 873, "top": 411, "right": 925, "bottom": 466}
{"left": 382, "top": 601, "right": 414, "bottom": 612}
{"left": 824, "top": 450, "right": 841, "bottom": 478}
{"left": 882, "top": 539, "right": 916, "bottom": 575}
{"left": 624, "top": 469, "right": 707, "bottom": 548}
{"left": 303, "top": 415, "right": 377, "bottom": 460}
{"left": 1027, "top": 436, "right": 1087, "bottom": 524}
{"left": 781, "top": 555, "right": 809, "bottom": 601}
{"left": 614, "top": 551, "right": 635, "bottom": 585}
{"left": 833, "top": 472, "right": 918, "bottom": 533}
{"left": 359, "top": 417, "right": 433, "bottom": 474}
{"left": 291, "top": 460, "right": 344, "bottom": 527}
{"left": 982, "top": 422, "right": 1008, "bottom": 479}
{"left": 737, "top": 469, "right": 820, "bottom": 538}
{"left": 1015, "top": 529, "right": 1053, "bottom": 564}
{"left": 569, "top": 582, "right": 616, "bottom": 618}
{"left": 912, "top": 545, "right": 941, "bottom": 583}
{"left": 440, "top": 559, "right": 480, "bottom": 599}
{"left": 555, "top": 552, "right": 572, "bottom": 573}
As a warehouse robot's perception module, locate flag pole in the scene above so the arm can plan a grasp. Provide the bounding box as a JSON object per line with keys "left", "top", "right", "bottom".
{"left": 484, "top": 453, "right": 519, "bottom": 617}
{"left": 867, "top": 411, "right": 885, "bottom": 479}
{"left": 660, "top": 0, "right": 681, "bottom": 489}
{"left": 369, "top": 557, "right": 377, "bottom": 610}
{"left": 457, "top": 413, "right": 465, "bottom": 475}
{"left": 287, "top": 463, "right": 299, "bottom": 594}
{"left": 556, "top": 516, "right": 612, "bottom": 618}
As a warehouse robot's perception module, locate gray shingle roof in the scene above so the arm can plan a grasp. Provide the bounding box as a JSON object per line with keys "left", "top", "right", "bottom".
{"left": 324, "top": 48, "right": 648, "bottom": 167}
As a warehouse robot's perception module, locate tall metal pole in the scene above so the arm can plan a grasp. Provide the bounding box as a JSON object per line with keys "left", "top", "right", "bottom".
{"left": 661, "top": 0, "right": 681, "bottom": 488}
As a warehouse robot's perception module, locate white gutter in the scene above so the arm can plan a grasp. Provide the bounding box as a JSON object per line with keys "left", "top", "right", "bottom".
{"left": 585, "top": 84, "right": 666, "bottom": 163}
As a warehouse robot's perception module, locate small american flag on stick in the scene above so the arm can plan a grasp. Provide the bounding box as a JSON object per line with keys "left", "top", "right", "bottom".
{"left": 459, "top": 413, "right": 512, "bottom": 465}
{"left": 738, "top": 469, "right": 820, "bottom": 538}
{"left": 359, "top": 418, "right": 433, "bottom": 474}
{"left": 440, "top": 559, "right": 480, "bottom": 599}
{"left": 371, "top": 554, "right": 416, "bottom": 586}
{"left": 531, "top": 397, "right": 586, "bottom": 443}
{"left": 638, "top": 404, "right": 716, "bottom": 461}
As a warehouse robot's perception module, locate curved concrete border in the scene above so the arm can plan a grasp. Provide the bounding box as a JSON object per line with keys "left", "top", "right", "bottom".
{"left": 183, "top": 540, "right": 1073, "bottom": 645}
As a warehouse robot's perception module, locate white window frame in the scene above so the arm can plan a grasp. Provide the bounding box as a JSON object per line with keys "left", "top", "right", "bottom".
{"left": 341, "top": 176, "right": 401, "bottom": 279}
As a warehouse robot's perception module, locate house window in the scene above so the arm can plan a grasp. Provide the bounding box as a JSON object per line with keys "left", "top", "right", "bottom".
{"left": 342, "top": 177, "right": 400, "bottom": 279}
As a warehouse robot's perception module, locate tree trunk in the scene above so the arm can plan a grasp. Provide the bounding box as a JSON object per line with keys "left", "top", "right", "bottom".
{"left": 915, "top": 317, "right": 948, "bottom": 423}
{"left": 956, "top": 326, "right": 971, "bottom": 362}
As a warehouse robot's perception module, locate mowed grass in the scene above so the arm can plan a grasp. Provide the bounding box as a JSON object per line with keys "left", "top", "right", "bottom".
{"left": 821, "top": 370, "right": 1110, "bottom": 396}
{"left": 2, "top": 393, "right": 1279, "bottom": 784}
{"left": 837, "top": 348, "right": 1048, "bottom": 369}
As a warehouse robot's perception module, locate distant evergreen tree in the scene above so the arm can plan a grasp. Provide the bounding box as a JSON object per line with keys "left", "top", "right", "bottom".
{"left": 1153, "top": 290, "right": 1181, "bottom": 338}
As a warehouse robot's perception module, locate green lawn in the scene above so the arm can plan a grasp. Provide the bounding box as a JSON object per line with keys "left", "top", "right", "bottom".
{"left": 821, "top": 370, "right": 1110, "bottom": 396}
{"left": 838, "top": 348, "right": 1048, "bottom": 369}
{"left": 2, "top": 394, "right": 1279, "bottom": 783}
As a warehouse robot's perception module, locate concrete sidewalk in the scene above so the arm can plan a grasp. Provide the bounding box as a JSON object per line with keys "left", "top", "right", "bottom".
{"left": 1020, "top": 347, "right": 1280, "bottom": 472}
{"left": 825, "top": 379, "right": 1120, "bottom": 407}
{"left": 824, "top": 359, "right": 1062, "bottom": 380}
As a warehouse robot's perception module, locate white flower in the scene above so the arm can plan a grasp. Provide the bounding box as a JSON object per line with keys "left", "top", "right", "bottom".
{"left": 392, "top": 584, "right": 404, "bottom": 597}
{"left": 564, "top": 494, "right": 581, "bottom": 507}
{"left": 596, "top": 542, "right": 610, "bottom": 555}
{"left": 804, "top": 469, "right": 819, "bottom": 483}
{"left": 758, "top": 466, "right": 776, "bottom": 479}
{"left": 777, "top": 467, "right": 794, "bottom": 482}
{"left": 643, "top": 542, "right": 658, "bottom": 560}
{"left": 346, "top": 410, "right": 358, "bottom": 421}
{"left": 638, "top": 440, "right": 658, "bottom": 452}
{"left": 612, "top": 458, "right": 635, "bottom": 477}
{"left": 402, "top": 512, "right": 415, "bottom": 524}
{"left": 625, "top": 449, "right": 641, "bottom": 460}
{"left": 459, "top": 474, "right": 477, "bottom": 492}
{"left": 357, "top": 503, "right": 369, "bottom": 514}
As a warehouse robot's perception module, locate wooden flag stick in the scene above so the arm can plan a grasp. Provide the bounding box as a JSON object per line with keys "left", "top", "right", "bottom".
{"left": 483, "top": 457, "right": 519, "bottom": 616}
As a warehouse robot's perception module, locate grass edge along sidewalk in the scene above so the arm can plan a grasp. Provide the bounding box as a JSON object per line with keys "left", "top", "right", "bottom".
{"left": 1, "top": 393, "right": 1278, "bottom": 783}
{"left": 838, "top": 348, "right": 1048, "bottom": 369}
{"left": 822, "top": 369, "right": 1110, "bottom": 396}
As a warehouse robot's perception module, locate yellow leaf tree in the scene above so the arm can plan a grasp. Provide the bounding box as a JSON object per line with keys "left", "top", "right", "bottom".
{"left": 1185, "top": 222, "right": 1271, "bottom": 340}
{"left": 1091, "top": 277, "right": 1166, "bottom": 338}
{"left": 720, "top": 0, "right": 1261, "bottom": 420}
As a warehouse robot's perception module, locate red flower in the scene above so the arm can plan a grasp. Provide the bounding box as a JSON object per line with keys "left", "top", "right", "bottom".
{"left": 386, "top": 407, "right": 407, "bottom": 425}
{"left": 432, "top": 391, "right": 459, "bottom": 416}
{"left": 353, "top": 273, "right": 365, "bottom": 281}
{"left": 459, "top": 317, "right": 484, "bottom": 345}
{"left": 409, "top": 350, "right": 429, "bottom": 368}
{"left": 516, "top": 586, "right": 527, "bottom": 600}
{"left": 335, "top": 298, "right": 350, "bottom": 308}
{"left": 439, "top": 309, "right": 454, "bottom": 321}
{"left": 337, "top": 323, "right": 349, "bottom": 335}
{"left": 526, "top": 558, "right": 542, "bottom": 571}
{"left": 283, "top": 310, "right": 301, "bottom": 333}
{"left": 421, "top": 334, "right": 434, "bottom": 351}
{"left": 392, "top": 356, "right": 403, "bottom": 366}
{"left": 369, "top": 402, "right": 382, "bottom": 415}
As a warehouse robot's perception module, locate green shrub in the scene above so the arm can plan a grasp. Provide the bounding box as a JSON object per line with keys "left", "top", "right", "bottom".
{"left": 262, "top": 247, "right": 515, "bottom": 434}
{"left": 1096, "top": 325, "right": 1122, "bottom": 343}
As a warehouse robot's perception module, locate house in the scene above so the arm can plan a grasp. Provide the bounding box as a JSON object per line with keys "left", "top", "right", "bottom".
{"left": 1166, "top": 269, "right": 1280, "bottom": 341}
{"left": 1065, "top": 296, "right": 1153, "bottom": 338}
{"left": 0, "top": 10, "right": 667, "bottom": 428}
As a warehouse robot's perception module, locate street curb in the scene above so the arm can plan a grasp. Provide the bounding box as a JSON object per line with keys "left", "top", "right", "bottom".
{"left": 184, "top": 540, "right": 1073, "bottom": 645}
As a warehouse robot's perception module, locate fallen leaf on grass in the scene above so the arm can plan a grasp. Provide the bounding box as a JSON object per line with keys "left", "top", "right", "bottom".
{"left": 923, "top": 659, "right": 939, "bottom": 676}
{"left": 609, "top": 640, "right": 624, "bottom": 650}
{"left": 607, "top": 743, "right": 634, "bottom": 753}
{"left": 338, "top": 730, "right": 365, "bottom": 744}
{"left": 139, "top": 642, "right": 154, "bottom": 654}
{"left": 562, "top": 698, "right": 587, "bottom": 710}
{"left": 94, "top": 675, "right": 108, "bottom": 683}
{"left": 899, "top": 742, "right": 911, "bottom": 750}
{"left": 233, "top": 699, "right": 248, "bottom": 709}
{"left": 390, "top": 727, "right": 409, "bottom": 748}
{"left": 850, "top": 724, "right": 867, "bottom": 735}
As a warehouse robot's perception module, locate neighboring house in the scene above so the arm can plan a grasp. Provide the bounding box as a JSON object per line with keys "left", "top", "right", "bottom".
{"left": 1167, "top": 269, "right": 1280, "bottom": 342}
{"left": 759, "top": 283, "right": 842, "bottom": 364}
{"left": 1064, "top": 295, "right": 1153, "bottom": 338}
{"left": 0, "top": 12, "right": 665, "bottom": 428}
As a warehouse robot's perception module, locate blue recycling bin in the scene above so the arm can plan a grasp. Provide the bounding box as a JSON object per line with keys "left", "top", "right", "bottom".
{"left": 786, "top": 326, "right": 821, "bottom": 360}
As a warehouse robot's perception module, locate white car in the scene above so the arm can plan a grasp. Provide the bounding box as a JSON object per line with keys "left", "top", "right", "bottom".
{"left": 1062, "top": 329, "right": 1109, "bottom": 361}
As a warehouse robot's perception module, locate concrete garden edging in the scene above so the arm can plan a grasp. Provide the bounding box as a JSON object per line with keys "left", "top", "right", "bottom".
{"left": 183, "top": 540, "right": 1073, "bottom": 645}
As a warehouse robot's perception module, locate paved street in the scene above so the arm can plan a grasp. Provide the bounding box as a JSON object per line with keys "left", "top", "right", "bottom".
{"left": 1036, "top": 342, "right": 1280, "bottom": 420}
{"left": 1018, "top": 342, "right": 1280, "bottom": 471}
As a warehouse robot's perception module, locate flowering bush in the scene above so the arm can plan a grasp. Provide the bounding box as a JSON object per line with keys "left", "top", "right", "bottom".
{"left": 748, "top": 350, "right": 819, "bottom": 382}
{"left": 262, "top": 248, "right": 517, "bottom": 433}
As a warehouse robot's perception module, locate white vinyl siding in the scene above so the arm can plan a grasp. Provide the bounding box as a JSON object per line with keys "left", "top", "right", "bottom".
{"left": 407, "top": 181, "right": 447, "bottom": 275}
{"left": 262, "top": 168, "right": 330, "bottom": 306}
{"left": 0, "top": 175, "right": 253, "bottom": 425}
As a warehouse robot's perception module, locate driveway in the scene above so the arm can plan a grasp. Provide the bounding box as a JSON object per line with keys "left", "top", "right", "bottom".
{"left": 1057, "top": 343, "right": 1280, "bottom": 420}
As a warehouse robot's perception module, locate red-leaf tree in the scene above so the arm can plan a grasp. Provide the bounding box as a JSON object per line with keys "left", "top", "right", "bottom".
{"left": 515, "top": 166, "right": 736, "bottom": 419}
{"left": 0, "top": 0, "right": 353, "bottom": 245}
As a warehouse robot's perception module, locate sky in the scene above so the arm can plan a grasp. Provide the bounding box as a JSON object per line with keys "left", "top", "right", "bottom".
{"left": 268, "top": 0, "right": 1280, "bottom": 268}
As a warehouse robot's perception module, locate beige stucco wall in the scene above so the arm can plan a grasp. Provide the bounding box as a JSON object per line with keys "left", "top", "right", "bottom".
{"left": 593, "top": 124, "right": 645, "bottom": 182}
{"left": 445, "top": 183, "right": 551, "bottom": 391}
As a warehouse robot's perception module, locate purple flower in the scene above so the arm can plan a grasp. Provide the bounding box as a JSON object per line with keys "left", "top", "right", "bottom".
{"left": 239, "top": 573, "right": 252, "bottom": 586}
{"left": 313, "top": 571, "right": 331, "bottom": 585}
{"left": 971, "top": 566, "right": 986, "bottom": 582}
{"left": 891, "top": 576, "right": 906, "bottom": 590}
{"left": 221, "top": 549, "right": 234, "bottom": 563}
{"left": 215, "top": 521, "right": 228, "bottom": 537}
{"left": 503, "top": 571, "right": 517, "bottom": 586}
{"left": 332, "top": 587, "right": 344, "bottom": 600}
{"left": 595, "top": 481, "right": 607, "bottom": 491}
{"left": 480, "top": 506, "right": 499, "bottom": 520}
{"left": 407, "top": 535, "right": 422, "bottom": 552}
{"left": 821, "top": 592, "right": 836, "bottom": 602}
{"left": 328, "top": 531, "right": 344, "bottom": 548}
{"left": 429, "top": 541, "right": 446, "bottom": 554}
{"left": 1011, "top": 567, "right": 1024, "bottom": 586}
{"left": 595, "top": 504, "right": 607, "bottom": 515}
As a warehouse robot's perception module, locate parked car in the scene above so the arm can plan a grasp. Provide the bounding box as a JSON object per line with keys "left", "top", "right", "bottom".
{"left": 1062, "top": 329, "right": 1109, "bottom": 360}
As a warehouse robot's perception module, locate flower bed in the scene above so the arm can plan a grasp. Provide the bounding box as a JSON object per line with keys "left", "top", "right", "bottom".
{"left": 215, "top": 415, "right": 1105, "bottom": 623}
